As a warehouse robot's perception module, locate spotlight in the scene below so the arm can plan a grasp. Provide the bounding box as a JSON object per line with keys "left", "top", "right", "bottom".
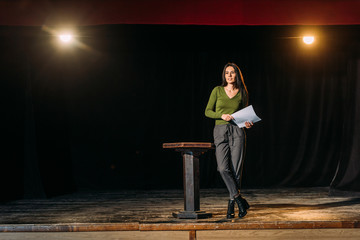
{"left": 59, "top": 34, "right": 73, "bottom": 43}
{"left": 303, "top": 36, "right": 315, "bottom": 45}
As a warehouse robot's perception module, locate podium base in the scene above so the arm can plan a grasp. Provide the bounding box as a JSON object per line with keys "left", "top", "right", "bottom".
{"left": 172, "top": 211, "right": 212, "bottom": 219}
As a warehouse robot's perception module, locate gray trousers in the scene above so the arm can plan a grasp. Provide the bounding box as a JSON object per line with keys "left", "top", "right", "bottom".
{"left": 213, "top": 123, "right": 246, "bottom": 199}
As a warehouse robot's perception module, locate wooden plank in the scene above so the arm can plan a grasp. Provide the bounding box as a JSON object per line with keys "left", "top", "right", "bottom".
{"left": 162, "top": 142, "right": 214, "bottom": 149}
{"left": 0, "top": 231, "right": 188, "bottom": 240}
{"left": 2, "top": 220, "right": 360, "bottom": 233}
{"left": 197, "top": 229, "right": 360, "bottom": 240}
{"left": 139, "top": 221, "right": 360, "bottom": 231}
{"left": 0, "top": 223, "right": 139, "bottom": 232}
{"left": 189, "top": 230, "right": 196, "bottom": 240}
{"left": 2, "top": 229, "right": 360, "bottom": 240}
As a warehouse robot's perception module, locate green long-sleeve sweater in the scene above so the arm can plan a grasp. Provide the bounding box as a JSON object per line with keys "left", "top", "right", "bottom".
{"left": 205, "top": 86, "right": 243, "bottom": 125}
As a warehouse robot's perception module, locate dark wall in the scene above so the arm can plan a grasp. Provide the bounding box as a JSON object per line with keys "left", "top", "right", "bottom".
{"left": 1, "top": 25, "right": 359, "bottom": 200}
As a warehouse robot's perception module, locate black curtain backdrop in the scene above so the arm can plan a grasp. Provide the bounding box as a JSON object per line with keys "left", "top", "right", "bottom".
{"left": 1, "top": 25, "right": 359, "bottom": 200}
{"left": 330, "top": 58, "right": 360, "bottom": 195}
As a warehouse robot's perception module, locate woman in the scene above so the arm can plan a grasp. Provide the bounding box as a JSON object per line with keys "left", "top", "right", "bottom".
{"left": 205, "top": 63, "right": 252, "bottom": 219}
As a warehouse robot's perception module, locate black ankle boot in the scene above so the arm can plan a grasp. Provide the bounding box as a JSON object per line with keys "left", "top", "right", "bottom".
{"left": 234, "top": 195, "right": 247, "bottom": 218}
{"left": 226, "top": 199, "right": 235, "bottom": 219}
{"left": 240, "top": 196, "right": 250, "bottom": 210}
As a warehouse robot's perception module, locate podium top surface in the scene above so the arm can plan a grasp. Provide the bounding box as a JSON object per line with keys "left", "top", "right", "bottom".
{"left": 162, "top": 142, "right": 214, "bottom": 149}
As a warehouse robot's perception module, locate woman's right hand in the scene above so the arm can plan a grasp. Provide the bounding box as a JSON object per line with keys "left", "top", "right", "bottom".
{"left": 221, "top": 114, "right": 234, "bottom": 122}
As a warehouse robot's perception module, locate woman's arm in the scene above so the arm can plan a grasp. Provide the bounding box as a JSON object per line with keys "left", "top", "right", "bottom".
{"left": 205, "top": 88, "right": 222, "bottom": 119}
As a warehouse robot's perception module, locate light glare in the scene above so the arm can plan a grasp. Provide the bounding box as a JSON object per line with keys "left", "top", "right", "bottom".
{"left": 59, "top": 34, "right": 73, "bottom": 43}
{"left": 303, "top": 36, "right": 315, "bottom": 45}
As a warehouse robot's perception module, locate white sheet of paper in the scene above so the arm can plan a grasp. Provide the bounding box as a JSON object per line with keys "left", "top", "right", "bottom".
{"left": 231, "top": 105, "right": 261, "bottom": 128}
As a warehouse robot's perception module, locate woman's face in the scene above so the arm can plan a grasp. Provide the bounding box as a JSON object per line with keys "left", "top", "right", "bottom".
{"left": 225, "top": 66, "right": 236, "bottom": 85}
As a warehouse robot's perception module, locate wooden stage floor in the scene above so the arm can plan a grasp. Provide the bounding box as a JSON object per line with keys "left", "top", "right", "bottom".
{"left": 1, "top": 188, "right": 360, "bottom": 239}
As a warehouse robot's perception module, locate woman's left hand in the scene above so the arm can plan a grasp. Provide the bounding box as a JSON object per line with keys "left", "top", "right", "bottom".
{"left": 245, "top": 121, "right": 253, "bottom": 129}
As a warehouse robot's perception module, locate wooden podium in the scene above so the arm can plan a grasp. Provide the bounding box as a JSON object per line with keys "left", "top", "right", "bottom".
{"left": 163, "top": 142, "right": 214, "bottom": 219}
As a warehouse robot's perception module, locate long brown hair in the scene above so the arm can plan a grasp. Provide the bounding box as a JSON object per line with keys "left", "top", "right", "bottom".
{"left": 221, "top": 63, "right": 249, "bottom": 107}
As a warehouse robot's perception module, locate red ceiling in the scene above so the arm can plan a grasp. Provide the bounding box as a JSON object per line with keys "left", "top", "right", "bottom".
{"left": 0, "top": 0, "right": 359, "bottom": 26}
